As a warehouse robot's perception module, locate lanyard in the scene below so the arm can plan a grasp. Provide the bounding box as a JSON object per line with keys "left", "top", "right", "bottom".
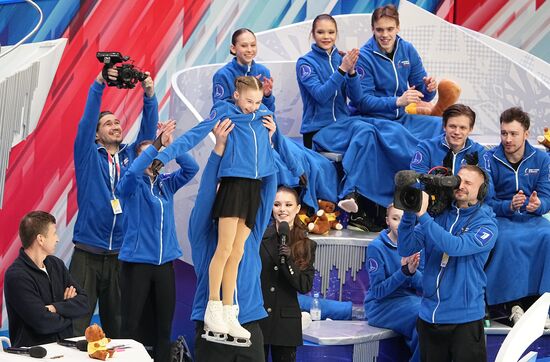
{"left": 107, "top": 152, "right": 120, "bottom": 195}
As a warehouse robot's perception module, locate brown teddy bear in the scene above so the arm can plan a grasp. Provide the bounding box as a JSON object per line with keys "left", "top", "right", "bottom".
{"left": 405, "top": 79, "right": 461, "bottom": 116}
{"left": 537, "top": 127, "right": 550, "bottom": 151}
{"left": 308, "top": 200, "right": 343, "bottom": 235}
{"left": 85, "top": 324, "right": 115, "bottom": 360}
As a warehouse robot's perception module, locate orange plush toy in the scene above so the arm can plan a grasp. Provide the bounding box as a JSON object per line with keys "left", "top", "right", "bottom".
{"left": 405, "top": 79, "right": 461, "bottom": 116}
{"left": 308, "top": 200, "right": 343, "bottom": 235}
{"left": 85, "top": 324, "right": 115, "bottom": 360}
{"left": 537, "top": 127, "right": 550, "bottom": 151}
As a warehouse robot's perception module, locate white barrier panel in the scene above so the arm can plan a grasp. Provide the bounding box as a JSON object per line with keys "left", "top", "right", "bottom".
{"left": 0, "top": 38, "right": 67, "bottom": 207}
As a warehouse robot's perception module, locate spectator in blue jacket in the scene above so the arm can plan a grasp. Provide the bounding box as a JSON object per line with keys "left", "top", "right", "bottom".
{"left": 116, "top": 121, "right": 198, "bottom": 361}
{"left": 5, "top": 211, "right": 88, "bottom": 347}
{"left": 190, "top": 120, "right": 277, "bottom": 360}
{"left": 296, "top": 14, "right": 361, "bottom": 149}
{"left": 70, "top": 67, "right": 158, "bottom": 337}
{"left": 213, "top": 28, "right": 275, "bottom": 112}
{"left": 398, "top": 164, "right": 497, "bottom": 362}
{"left": 484, "top": 107, "right": 550, "bottom": 327}
{"left": 411, "top": 104, "right": 488, "bottom": 175}
{"left": 365, "top": 204, "right": 422, "bottom": 362}
{"left": 350, "top": 5, "right": 441, "bottom": 141}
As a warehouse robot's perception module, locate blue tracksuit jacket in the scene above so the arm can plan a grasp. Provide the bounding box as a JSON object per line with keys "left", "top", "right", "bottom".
{"left": 484, "top": 141, "right": 550, "bottom": 304}
{"left": 410, "top": 134, "right": 488, "bottom": 175}
{"left": 116, "top": 146, "right": 198, "bottom": 265}
{"left": 296, "top": 44, "right": 362, "bottom": 134}
{"left": 398, "top": 203, "right": 498, "bottom": 324}
{"left": 73, "top": 80, "right": 158, "bottom": 251}
{"left": 212, "top": 58, "right": 275, "bottom": 112}
{"left": 155, "top": 100, "right": 302, "bottom": 180}
{"left": 364, "top": 231, "right": 422, "bottom": 361}
{"left": 351, "top": 35, "right": 435, "bottom": 120}
{"left": 189, "top": 152, "right": 277, "bottom": 324}
{"left": 486, "top": 141, "right": 550, "bottom": 217}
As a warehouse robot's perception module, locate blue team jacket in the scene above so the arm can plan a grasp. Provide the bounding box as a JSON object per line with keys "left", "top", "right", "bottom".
{"left": 296, "top": 44, "right": 362, "bottom": 134}
{"left": 398, "top": 203, "right": 498, "bottom": 324}
{"left": 411, "top": 134, "right": 487, "bottom": 174}
{"left": 156, "top": 100, "right": 302, "bottom": 180}
{"left": 116, "top": 146, "right": 198, "bottom": 265}
{"left": 486, "top": 141, "right": 550, "bottom": 217}
{"left": 189, "top": 152, "right": 277, "bottom": 324}
{"left": 212, "top": 58, "right": 275, "bottom": 112}
{"left": 365, "top": 231, "right": 423, "bottom": 305}
{"left": 73, "top": 80, "right": 158, "bottom": 251}
{"left": 350, "top": 35, "right": 435, "bottom": 120}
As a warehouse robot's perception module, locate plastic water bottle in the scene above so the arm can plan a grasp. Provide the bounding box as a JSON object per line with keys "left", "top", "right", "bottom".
{"left": 310, "top": 293, "right": 321, "bottom": 321}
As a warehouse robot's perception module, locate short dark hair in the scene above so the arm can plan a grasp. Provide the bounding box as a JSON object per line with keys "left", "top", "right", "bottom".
{"left": 19, "top": 211, "right": 56, "bottom": 249}
{"left": 500, "top": 107, "right": 530, "bottom": 130}
{"left": 372, "top": 4, "right": 400, "bottom": 28}
{"left": 230, "top": 28, "right": 255, "bottom": 56}
{"left": 442, "top": 103, "right": 476, "bottom": 128}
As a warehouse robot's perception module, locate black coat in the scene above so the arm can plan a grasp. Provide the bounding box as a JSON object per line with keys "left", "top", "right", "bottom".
{"left": 259, "top": 224, "right": 316, "bottom": 346}
{"left": 4, "top": 248, "right": 89, "bottom": 347}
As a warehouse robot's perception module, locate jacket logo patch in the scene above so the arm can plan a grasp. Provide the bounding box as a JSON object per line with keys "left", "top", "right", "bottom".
{"left": 213, "top": 83, "right": 224, "bottom": 98}
{"left": 299, "top": 64, "right": 312, "bottom": 79}
{"left": 368, "top": 258, "right": 378, "bottom": 272}
{"left": 483, "top": 153, "right": 491, "bottom": 171}
{"left": 398, "top": 60, "right": 410, "bottom": 68}
{"left": 475, "top": 227, "right": 494, "bottom": 245}
{"left": 523, "top": 168, "right": 539, "bottom": 176}
{"left": 356, "top": 66, "right": 366, "bottom": 80}
{"left": 122, "top": 157, "right": 129, "bottom": 166}
{"left": 411, "top": 151, "right": 422, "bottom": 165}
{"left": 209, "top": 109, "right": 217, "bottom": 120}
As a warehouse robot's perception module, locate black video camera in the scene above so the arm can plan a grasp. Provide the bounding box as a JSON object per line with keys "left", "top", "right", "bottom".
{"left": 96, "top": 51, "right": 147, "bottom": 89}
{"left": 394, "top": 170, "right": 461, "bottom": 215}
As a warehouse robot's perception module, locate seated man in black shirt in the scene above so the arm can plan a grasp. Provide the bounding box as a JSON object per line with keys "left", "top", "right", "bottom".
{"left": 4, "top": 211, "right": 88, "bottom": 347}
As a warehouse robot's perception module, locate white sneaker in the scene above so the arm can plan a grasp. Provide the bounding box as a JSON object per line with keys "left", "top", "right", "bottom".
{"left": 223, "top": 305, "right": 251, "bottom": 339}
{"left": 509, "top": 305, "right": 524, "bottom": 326}
{"left": 204, "top": 300, "right": 229, "bottom": 334}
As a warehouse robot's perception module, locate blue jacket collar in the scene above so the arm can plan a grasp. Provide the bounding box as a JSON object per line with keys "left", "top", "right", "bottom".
{"left": 451, "top": 201, "right": 482, "bottom": 216}
{"left": 231, "top": 57, "right": 255, "bottom": 73}
{"left": 492, "top": 141, "right": 537, "bottom": 167}
{"left": 380, "top": 230, "right": 398, "bottom": 249}
{"left": 311, "top": 43, "right": 336, "bottom": 57}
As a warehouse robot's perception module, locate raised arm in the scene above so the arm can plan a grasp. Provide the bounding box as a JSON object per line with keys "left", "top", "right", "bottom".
{"left": 296, "top": 58, "right": 347, "bottom": 104}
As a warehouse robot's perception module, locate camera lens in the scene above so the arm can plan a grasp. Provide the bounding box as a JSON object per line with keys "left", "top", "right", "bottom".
{"left": 400, "top": 188, "right": 420, "bottom": 210}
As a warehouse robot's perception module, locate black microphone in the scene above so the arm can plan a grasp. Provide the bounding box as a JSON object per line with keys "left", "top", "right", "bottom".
{"left": 4, "top": 346, "right": 47, "bottom": 358}
{"left": 394, "top": 170, "right": 419, "bottom": 187}
{"left": 278, "top": 221, "right": 290, "bottom": 265}
{"left": 58, "top": 339, "right": 88, "bottom": 351}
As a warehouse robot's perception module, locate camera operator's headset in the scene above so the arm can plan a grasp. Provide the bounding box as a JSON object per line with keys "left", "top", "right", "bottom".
{"left": 475, "top": 165, "right": 489, "bottom": 202}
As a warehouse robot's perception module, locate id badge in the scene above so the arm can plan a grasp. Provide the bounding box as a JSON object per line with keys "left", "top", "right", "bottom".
{"left": 111, "top": 198, "right": 123, "bottom": 215}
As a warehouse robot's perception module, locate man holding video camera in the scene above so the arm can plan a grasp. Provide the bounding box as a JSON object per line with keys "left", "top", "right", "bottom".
{"left": 70, "top": 57, "right": 158, "bottom": 338}
{"left": 397, "top": 165, "right": 497, "bottom": 362}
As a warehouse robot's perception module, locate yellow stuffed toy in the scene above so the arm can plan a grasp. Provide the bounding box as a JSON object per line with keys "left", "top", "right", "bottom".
{"left": 85, "top": 324, "right": 115, "bottom": 360}
{"left": 537, "top": 127, "right": 550, "bottom": 151}
{"left": 307, "top": 200, "right": 343, "bottom": 235}
{"left": 405, "top": 79, "right": 461, "bottom": 116}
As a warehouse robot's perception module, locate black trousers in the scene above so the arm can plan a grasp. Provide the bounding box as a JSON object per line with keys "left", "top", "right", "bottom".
{"left": 302, "top": 131, "right": 318, "bottom": 150}
{"left": 264, "top": 344, "right": 297, "bottom": 362}
{"left": 416, "top": 318, "right": 487, "bottom": 362}
{"left": 120, "top": 261, "right": 176, "bottom": 362}
{"left": 69, "top": 248, "right": 121, "bottom": 338}
{"left": 194, "top": 321, "right": 264, "bottom": 362}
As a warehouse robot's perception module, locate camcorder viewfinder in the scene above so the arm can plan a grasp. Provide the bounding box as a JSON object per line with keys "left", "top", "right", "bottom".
{"left": 96, "top": 51, "right": 147, "bottom": 89}
{"left": 394, "top": 170, "right": 461, "bottom": 215}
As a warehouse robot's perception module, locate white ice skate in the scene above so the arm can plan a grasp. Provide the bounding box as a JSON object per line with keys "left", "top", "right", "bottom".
{"left": 202, "top": 300, "right": 228, "bottom": 342}
{"left": 223, "top": 305, "right": 252, "bottom": 347}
